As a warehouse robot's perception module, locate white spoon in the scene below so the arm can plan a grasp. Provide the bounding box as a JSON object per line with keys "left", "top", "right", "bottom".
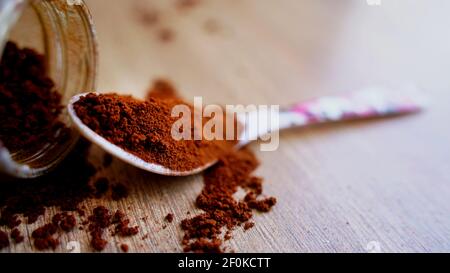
{"left": 67, "top": 87, "right": 425, "bottom": 176}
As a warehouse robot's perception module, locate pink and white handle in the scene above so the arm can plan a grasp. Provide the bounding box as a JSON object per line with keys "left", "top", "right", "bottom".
{"left": 238, "top": 88, "right": 425, "bottom": 146}
{"left": 281, "top": 88, "right": 424, "bottom": 129}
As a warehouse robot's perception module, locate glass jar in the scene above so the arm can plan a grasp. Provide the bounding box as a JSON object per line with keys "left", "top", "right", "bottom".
{"left": 0, "top": 0, "right": 97, "bottom": 178}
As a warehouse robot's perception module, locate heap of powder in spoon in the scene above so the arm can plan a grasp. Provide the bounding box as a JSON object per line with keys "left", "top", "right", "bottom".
{"left": 73, "top": 93, "right": 236, "bottom": 172}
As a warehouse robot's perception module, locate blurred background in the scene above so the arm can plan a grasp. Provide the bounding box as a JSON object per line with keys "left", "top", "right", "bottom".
{"left": 90, "top": 0, "right": 450, "bottom": 103}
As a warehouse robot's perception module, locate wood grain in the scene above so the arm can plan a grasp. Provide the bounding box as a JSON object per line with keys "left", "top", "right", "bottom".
{"left": 3, "top": 0, "right": 450, "bottom": 253}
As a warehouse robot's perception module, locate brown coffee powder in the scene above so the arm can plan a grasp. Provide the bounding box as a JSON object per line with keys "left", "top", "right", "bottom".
{"left": 73, "top": 93, "right": 235, "bottom": 172}
{"left": 181, "top": 148, "right": 276, "bottom": 253}
{"left": 10, "top": 228, "right": 23, "bottom": 243}
{"left": 0, "top": 138, "right": 139, "bottom": 251}
{"left": 0, "top": 41, "right": 65, "bottom": 152}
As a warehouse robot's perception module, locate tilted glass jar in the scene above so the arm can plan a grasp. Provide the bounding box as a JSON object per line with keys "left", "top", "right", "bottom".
{"left": 0, "top": 0, "right": 97, "bottom": 178}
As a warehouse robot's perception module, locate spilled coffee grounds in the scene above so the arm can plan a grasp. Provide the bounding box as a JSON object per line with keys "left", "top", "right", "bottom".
{"left": 165, "top": 213, "right": 174, "bottom": 223}
{"left": 10, "top": 228, "right": 23, "bottom": 243}
{"left": 181, "top": 148, "right": 276, "bottom": 253}
{"left": 121, "top": 244, "right": 129, "bottom": 253}
{"left": 88, "top": 206, "right": 138, "bottom": 251}
{"left": 0, "top": 140, "right": 95, "bottom": 227}
{"left": 0, "top": 139, "right": 138, "bottom": 251}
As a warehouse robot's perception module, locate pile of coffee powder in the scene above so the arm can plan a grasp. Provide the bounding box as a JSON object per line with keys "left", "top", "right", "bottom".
{"left": 73, "top": 92, "right": 236, "bottom": 172}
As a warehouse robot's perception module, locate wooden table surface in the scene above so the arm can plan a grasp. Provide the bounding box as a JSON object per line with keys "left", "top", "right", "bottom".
{"left": 5, "top": 0, "right": 450, "bottom": 253}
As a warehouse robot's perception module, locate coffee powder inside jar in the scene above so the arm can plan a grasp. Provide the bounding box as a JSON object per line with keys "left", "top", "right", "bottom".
{"left": 0, "top": 41, "right": 65, "bottom": 152}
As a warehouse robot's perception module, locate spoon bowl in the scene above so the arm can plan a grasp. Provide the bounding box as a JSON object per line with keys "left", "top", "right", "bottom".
{"left": 68, "top": 93, "right": 217, "bottom": 176}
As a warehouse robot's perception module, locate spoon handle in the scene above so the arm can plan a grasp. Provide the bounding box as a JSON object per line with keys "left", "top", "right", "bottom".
{"left": 238, "top": 87, "right": 425, "bottom": 147}
{"left": 280, "top": 88, "right": 425, "bottom": 130}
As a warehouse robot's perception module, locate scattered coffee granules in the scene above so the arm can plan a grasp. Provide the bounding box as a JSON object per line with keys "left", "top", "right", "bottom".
{"left": 88, "top": 207, "right": 138, "bottom": 251}
{"left": 0, "top": 230, "right": 9, "bottom": 249}
{"left": 32, "top": 223, "right": 59, "bottom": 250}
{"left": 165, "top": 213, "right": 174, "bottom": 223}
{"left": 121, "top": 244, "right": 129, "bottom": 253}
{"left": 113, "top": 209, "right": 139, "bottom": 237}
{"left": 52, "top": 213, "right": 77, "bottom": 232}
{"left": 73, "top": 92, "right": 235, "bottom": 172}
{"left": 0, "top": 140, "right": 95, "bottom": 229}
{"left": 181, "top": 148, "right": 276, "bottom": 253}
{"left": 246, "top": 193, "right": 277, "bottom": 213}
{"left": 0, "top": 41, "right": 65, "bottom": 152}
{"left": 224, "top": 230, "right": 232, "bottom": 241}
{"left": 243, "top": 222, "right": 255, "bottom": 231}
{"left": 0, "top": 138, "right": 138, "bottom": 251}
{"left": 88, "top": 206, "right": 111, "bottom": 251}
{"left": 10, "top": 228, "right": 24, "bottom": 243}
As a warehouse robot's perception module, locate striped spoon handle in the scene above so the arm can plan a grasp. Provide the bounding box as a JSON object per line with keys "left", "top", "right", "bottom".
{"left": 281, "top": 88, "right": 425, "bottom": 129}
